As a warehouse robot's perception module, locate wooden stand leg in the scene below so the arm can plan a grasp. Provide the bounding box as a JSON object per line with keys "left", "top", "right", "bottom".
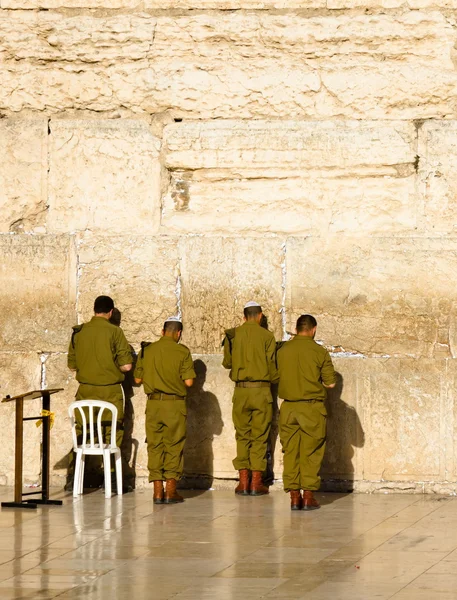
{"left": 2, "top": 398, "right": 37, "bottom": 509}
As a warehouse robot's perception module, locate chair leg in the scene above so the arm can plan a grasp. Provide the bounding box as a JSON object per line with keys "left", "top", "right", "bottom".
{"left": 73, "top": 452, "right": 82, "bottom": 498}
{"left": 115, "top": 450, "right": 123, "bottom": 496}
{"left": 79, "top": 455, "right": 85, "bottom": 495}
{"left": 103, "top": 451, "right": 111, "bottom": 499}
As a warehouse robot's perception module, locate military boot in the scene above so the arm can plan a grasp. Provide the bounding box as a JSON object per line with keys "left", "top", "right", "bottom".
{"left": 303, "top": 491, "right": 320, "bottom": 511}
{"left": 164, "top": 479, "right": 184, "bottom": 504}
{"left": 290, "top": 490, "right": 302, "bottom": 511}
{"left": 250, "top": 471, "right": 269, "bottom": 496}
{"left": 153, "top": 481, "right": 164, "bottom": 504}
{"left": 234, "top": 469, "right": 250, "bottom": 496}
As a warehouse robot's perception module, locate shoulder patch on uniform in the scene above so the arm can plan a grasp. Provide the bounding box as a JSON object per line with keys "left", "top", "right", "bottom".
{"left": 140, "top": 341, "right": 152, "bottom": 358}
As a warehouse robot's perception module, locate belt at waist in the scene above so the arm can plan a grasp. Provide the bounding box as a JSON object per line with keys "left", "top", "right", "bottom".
{"left": 236, "top": 381, "right": 270, "bottom": 388}
{"left": 147, "top": 392, "right": 185, "bottom": 401}
{"left": 283, "top": 398, "right": 323, "bottom": 403}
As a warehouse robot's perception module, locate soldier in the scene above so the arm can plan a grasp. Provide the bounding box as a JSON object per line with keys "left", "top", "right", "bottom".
{"left": 222, "top": 301, "right": 279, "bottom": 496}
{"left": 277, "top": 314, "right": 336, "bottom": 511}
{"left": 134, "top": 317, "right": 196, "bottom": 504}
{"left": 67, "top": 295, "right": 133, "bottom": 490}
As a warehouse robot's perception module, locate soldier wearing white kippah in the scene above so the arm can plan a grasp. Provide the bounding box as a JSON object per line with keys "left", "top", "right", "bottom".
{"left": 134, "top": 317, "right": 196, "bottom": 504}
{"left": 222, "top": 301, "right": 279, "bottom": 496}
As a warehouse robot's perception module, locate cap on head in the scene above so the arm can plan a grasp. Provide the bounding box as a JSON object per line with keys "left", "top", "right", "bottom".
{"left": 163, "top": 316, "right": 183, "bottom": 334}
{"left": 243, "top": 300, "right": 262, "bottom": 319}
{"left": 94, "top": 295, "right": 114, "bottom": 314}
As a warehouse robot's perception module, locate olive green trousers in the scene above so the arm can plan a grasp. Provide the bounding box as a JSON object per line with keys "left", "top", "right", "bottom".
{"left": 232, "top": 387, "right": 273, "bottom": 472}
{"left": 279, "top": 400, "right": 327, "bottom": 492}
{"left": 146, "top": 398, "right": 187, "bottom": 481}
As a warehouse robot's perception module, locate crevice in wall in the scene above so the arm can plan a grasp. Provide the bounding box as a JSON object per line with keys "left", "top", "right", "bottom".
{"left": 280, "top": 240, "right": 287, "bottom": 341}
{"left": 175, "top": 271, "right": 182, "bottom": 320}
{"left": 40, "top": 353, "right": 49, "bottom": 389}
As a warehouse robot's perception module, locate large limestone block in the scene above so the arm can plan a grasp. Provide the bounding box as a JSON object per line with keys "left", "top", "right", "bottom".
{"left": 3, "top": 0, "right": 324, "bottom": 5}
{"left": 0, "top": 12, "right": 455, "bottom": 119}
{"left": 3, "top": 1, "right": 143, "bottom": 6}
{"left": 361, "top": 359, "right": 444, "bottom": 481}
{"left": 321, "top": 358, "right": 366, "bottom": 483}
{"left": 48, "top": 120, "right": 161, "bottom": 235}
{"left": 163, "top": 121, "right": 416, "bottom": 235}
{"left": 286, "top": 237, "right": 457, "bottom": 359}
{"left": 77, "top": 235, "right": 179, "bottom": 346}
{"left": 180, "top": 237, "right": 284, "bottom": 353}
{"left": 0, "top": 119, "right": 47, "bottom": 233}
{"left": 0, "top": 235, "right": 77, "bottom": 352}
{"left": 0, "top": 353, "right": 43, "bottom": 485}
{"left": 164, "top": 121, "right": 416, "bottom": 171}
{"left": 418, "top": 121, "right": 457, "bottom": 235}
{"left": 185, "top": 355, "right": 235, "bottom": 480}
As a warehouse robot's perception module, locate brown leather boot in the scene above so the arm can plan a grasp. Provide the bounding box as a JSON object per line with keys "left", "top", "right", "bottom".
{"left": 164, "top": 479, "right": 184, "bottom": 504}
{"left": 235, "top": 469, "right": 250, "bottom": 496}
{"left": 153, "top": 481, "right": 164, "bottom": 504}
{"left": 303, "top": 490, "right": 320, "bottom": 511}
{"left": 290, "top": 490, "right": 302, "bottom": 511}
{"left": 250, "top": 471, "right": 269, "bottom": 496}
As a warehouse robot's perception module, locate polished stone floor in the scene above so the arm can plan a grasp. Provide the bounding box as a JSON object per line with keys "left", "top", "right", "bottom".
{"left": 0, "top": 487, "right": 456, "bottom": 600}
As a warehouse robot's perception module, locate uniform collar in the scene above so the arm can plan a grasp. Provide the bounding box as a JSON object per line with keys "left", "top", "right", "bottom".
{"left": 243, "top": 321, "right": 260, "bottom": 326}
{"left": 160, "top": 336, "right": 178, "bottom": 343}
{"left": 294, "top": 335, "right": 315, "bottom": 341}
{"left": 90, "top": 316, "right": 112, "bottom": 326}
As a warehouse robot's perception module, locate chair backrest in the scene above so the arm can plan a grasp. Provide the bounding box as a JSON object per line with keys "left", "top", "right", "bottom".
{"left": 68, "top": 400, "right": 118, "bottom": 451}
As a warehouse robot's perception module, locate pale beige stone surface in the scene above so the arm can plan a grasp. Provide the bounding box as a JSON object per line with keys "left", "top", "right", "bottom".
{"left": 0, "top": 12, "right": 455, "bottom": 119}
{"left": 180, "top": 237, "right": 283, "bottom": 354}
{"left": 2, "top": 0, "right": 324, "bottom": 6}
{"left": 0, "top": 119, "right": 47, "bottom": 233}
{"left": 0, "top": 235, "right": 77, "bottom": 352}
{"left": 77, "top": 235, "right": 179, "bottom": 346}
{"left": 286, "top": 237, "right": 457, "bottom": 359}
{"left": 164, "top": 121, "right": 416, "bottom": 172}
{"left": 162, "top": 120, "right": 416, "bottom": 234}
{"left": 0, "top": 352, "right": 42, "bottom": 485}
{"left": 48, "top": 120, "right": 161, "bottom": 235}
{"left": 418, "top": 121, "right": 457, "bottom": 235}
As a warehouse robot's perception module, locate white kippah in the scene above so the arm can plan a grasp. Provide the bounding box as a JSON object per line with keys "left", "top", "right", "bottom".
{"left": 244, "top": 301, "right": 261, "bottom": 309}
{"left": 165, "top": 316, "right": 182, "bottom": 323}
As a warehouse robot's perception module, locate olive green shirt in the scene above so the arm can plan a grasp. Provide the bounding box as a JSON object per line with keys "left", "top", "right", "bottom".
{"left": 222, "top": 321, "right": 279, "bottom": 383}
{"left": 134, "top": 336, "right": 196, "bottom": 396}
{"left": 67, "top": 316, "right": 132, "bottom": 386}
{"left": 277, "top": 336, "right": 336, "bottom": 401}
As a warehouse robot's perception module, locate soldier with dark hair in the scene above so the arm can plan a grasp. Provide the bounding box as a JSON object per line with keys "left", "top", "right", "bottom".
{"left": 68, "top": 295, "right": 132, "bottom": 449}
{"left": 134, "top": 317, "right": 196, "bottom": 504}
{"left": 277, "top": 314, "right": 336, "bottom": 511}
{"left": 222, "top": 301, "right": 279, "bottom": 496}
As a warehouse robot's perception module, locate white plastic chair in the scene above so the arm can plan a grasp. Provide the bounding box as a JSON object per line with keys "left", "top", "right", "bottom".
{"left": 68, "top": 400, "right": 122, "bottom": 499}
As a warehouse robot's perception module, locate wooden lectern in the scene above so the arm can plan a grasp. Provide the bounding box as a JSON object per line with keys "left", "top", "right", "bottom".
{"left": 2, "top": 389, "right": 64, "bottom": 509}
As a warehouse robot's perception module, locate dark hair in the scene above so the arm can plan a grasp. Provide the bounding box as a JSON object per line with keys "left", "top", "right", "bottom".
{"left": 163, "top": 320, "right": 183, "bottom": 334}
{"left": 296, "top": 314, "right": 317, "bottom": 333}
{"left": 244, "top": 306, "right": 262, "bottom": 319}
{"left": 94, "top": 295, "right": 114, "bottom": 314}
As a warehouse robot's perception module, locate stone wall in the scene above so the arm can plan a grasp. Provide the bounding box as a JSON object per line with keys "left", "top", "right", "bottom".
{"left": 1, "top": 1, "right": 457, "bottom": 493}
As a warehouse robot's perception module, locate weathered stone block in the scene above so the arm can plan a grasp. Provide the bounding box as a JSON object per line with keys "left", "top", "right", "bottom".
{"left": 164, "top": 121, "right": 416, "bottom": 171}
{"left": 163, "top": 121, "right": 417, "bottom": 234}
{"left": 180, "top": 237, "right": 284, "bottom": 354}
{"left": 0, "top": 235, "right": 77, "bottom": 352}
{"left": 0, "top": 353, "right": 42, "bottom": 485}
{"left": 0, "top": 119, "right": 47, "bottom": 233}
{"left": 2, "top": 0, "right": 143, "bottom": 7}
{"left": 185, "top": 355, "right": 235, "bottom": 480}
{"left": 0, "top": 12, "right": 455, "bottom": 119}
{"left": 361, "top": 359, "right": 444, "bottom": 481}
{"left": 418, "top": 121, "right": 457, "bottom": 235}
{"left": 286, "top": 237, "right": 457, "bottom": 359}
{"left": 77, "top": 235, "right": 179, "bottom": 346}
{"left": 48, "top": 120, "right": 161, "bottom": 235}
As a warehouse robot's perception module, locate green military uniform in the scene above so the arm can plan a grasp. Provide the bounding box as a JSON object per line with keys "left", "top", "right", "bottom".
{"left": 223, "top": 321, "right": 278, "bottom": 472}
{"left": 67, "top": 316, "right": 132, "bottom": 446}
{"left": 134, "top": 337, "right": 196, "bottom": 482}
{"left": 277, "top": 336, "right": 336, "bottom": 492}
